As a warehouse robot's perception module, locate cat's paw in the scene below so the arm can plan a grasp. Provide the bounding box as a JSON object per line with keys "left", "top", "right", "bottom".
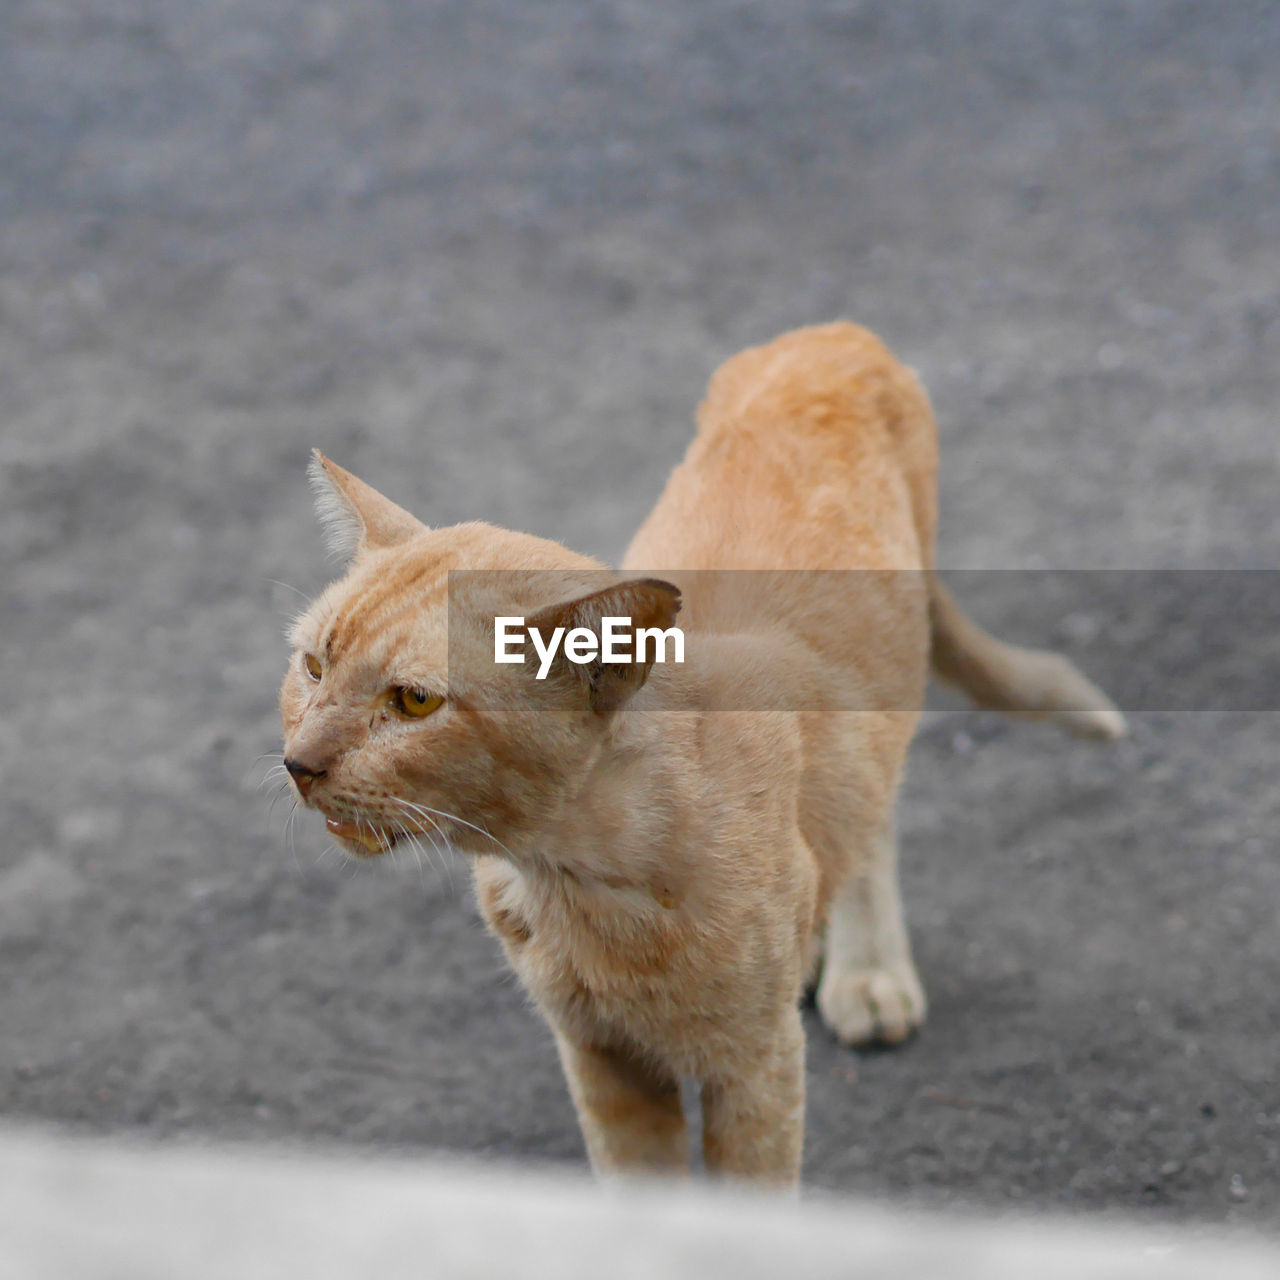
{"left": 817, "top": 966, "right": 926, "bottom": 1047}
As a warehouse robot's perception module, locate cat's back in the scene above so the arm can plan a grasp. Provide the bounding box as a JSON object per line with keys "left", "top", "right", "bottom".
{"left": 624, "top": 322, "right": 938, "bottom": 576}
{"left": 697, "top": 321, "right": 923, "bottom": 446}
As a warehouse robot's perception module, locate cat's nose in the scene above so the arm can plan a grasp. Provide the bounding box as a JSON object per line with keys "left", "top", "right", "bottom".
{"left": 284, "top": 757, "right": 328, "bottom": 799}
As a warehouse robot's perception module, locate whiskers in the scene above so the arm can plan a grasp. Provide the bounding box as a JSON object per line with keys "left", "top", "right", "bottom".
{"left": 251, "top": 749, "right": 496, "bottom": 901}
{"left": 247, "top": 751, "right": 288, "bottom": 793}
{"left": 251, "top": 750, "right": 329, "bottom": 878}
{"left": 386, "top": 798, "right": 459, "bottom": 896}
{"left": 247, "top": 752, "right": 297, "bottom": 873}
{"left": 391, "top": 796, "right": 516, "bottom": 863}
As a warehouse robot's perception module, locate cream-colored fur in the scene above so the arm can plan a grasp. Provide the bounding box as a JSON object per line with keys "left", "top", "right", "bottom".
{"left": 281, "top": 322, "right": 1124, "bottom": 1187}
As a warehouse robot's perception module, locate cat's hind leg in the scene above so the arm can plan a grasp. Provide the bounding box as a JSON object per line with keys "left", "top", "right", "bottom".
{"left": 554, "top": 1035, "right": 689, "bottom": 1176}
{"left": 816, "top": 816, "right": 925, "bottom": 1046}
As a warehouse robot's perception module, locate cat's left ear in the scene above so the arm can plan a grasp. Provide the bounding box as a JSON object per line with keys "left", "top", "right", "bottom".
{"left": 307, "top": 450, "right": 427, "bottom": 562}
{"left": 525, "top": 577, "right": 682, "bottom": 715}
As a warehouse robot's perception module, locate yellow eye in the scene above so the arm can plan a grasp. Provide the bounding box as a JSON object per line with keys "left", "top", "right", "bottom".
{"left": 304, "top": 653, "right": 323, "bottom": 682}
{"left": 396, "top": 687, "right": 443, "bottom": 718}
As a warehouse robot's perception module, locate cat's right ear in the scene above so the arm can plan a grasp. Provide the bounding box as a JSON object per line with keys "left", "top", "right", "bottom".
{"left": 307, "top": 451, "right": 427, "bottom": 563}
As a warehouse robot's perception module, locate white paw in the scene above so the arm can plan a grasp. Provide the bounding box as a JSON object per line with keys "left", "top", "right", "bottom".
{"left": 817, "top": 966, "right": 926, "bottom": 1047}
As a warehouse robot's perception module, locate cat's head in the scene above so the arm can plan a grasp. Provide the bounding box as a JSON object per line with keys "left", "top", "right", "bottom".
{"left": 280, "top": 453, "right": 680, "bottom": 861}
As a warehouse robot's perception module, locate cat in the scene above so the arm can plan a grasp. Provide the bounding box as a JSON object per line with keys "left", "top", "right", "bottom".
{"left": 280, "top": 322, "right": 1125, "bottom": 1186}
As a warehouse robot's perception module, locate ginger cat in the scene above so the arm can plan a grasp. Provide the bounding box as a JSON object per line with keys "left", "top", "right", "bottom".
{"left": 281, "top": 322, "right": 1125, "bottom": 1186}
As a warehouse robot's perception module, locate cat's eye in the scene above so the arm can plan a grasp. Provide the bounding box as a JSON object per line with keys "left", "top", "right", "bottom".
{"left": 395, "top": 687, "right": 444, "bottom": 719}
{"left": 304, "top": 653, "right": 323, "bottom": 682}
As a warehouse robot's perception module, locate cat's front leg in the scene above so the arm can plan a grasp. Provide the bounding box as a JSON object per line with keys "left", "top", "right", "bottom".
{"left": 701, "top": 1005, "right": 805, "bottom": 1188}
{"left": 554, "top": 1034, "right": 689, "bottom": 1177}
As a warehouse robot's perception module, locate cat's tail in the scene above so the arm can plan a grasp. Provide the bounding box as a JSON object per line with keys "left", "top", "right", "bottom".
{"left": 928, "top": 576, "right": 1127, "bottom": 739}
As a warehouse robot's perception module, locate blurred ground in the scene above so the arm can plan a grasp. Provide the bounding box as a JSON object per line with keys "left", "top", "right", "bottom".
{"left": 0, "top": 0, "right": 1277, "bottom": 1224}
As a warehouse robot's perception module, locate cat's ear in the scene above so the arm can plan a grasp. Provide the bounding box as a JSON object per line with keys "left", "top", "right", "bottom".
{"left": 308, "top": 451, "right": 427, "bottom": 562}
{"left": 525, "top": 577, "right": 682, "bottom": 715}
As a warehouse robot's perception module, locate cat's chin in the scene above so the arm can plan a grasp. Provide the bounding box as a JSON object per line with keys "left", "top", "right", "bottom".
{"left": 325, "top": 817, "right": 395, "bottom": 858}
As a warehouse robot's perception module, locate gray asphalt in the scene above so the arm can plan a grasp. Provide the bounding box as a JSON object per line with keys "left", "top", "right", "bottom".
{"left": 1, "top": 0, "right": 1277, "bottom": 1225}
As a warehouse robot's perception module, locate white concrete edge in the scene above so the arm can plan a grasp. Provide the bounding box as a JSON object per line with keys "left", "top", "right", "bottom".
{"left": 0, "top": 1124, "right": 1275, "bottom": 1280}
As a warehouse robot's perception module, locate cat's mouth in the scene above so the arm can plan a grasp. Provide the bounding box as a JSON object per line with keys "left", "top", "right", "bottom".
{"left": 325, "top": 817, "right": 396, "bottom": 857}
